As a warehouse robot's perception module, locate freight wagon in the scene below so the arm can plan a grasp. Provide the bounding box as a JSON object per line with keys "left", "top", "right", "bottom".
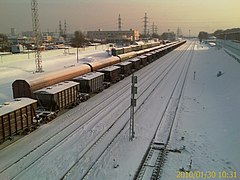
{"left": 73, "top": 72, "right": 104, "bottom": 93}
{"left": 12, "top": 41, "right": 187, "bottom": 101}
{"left": 145, "top": 53, "right": 154, "bottom": 63}
{"left": 129, "top": 57, "right": 141, "bottom": 72}
{"left": 139, "top": 55, "right": 148, "bottom": 67}
{"left": 0, "top": 98, "right": 37, "bottom": 142}
{"left": 3, "top": 40, "right": 187, "bottom": 143}
{"left": 115, "top": 61, "right": 133, "bottom": 78}
{"left": 12, "top": 64, "right": 91, "bottom": 99}
{"left": 111, "top": 47, "right": 124, "bottom": 56}
{"left": 97, "top": 66, "right": 121, "bottom": 83}
{"left": 33, "top": 81, "right": 80, "bottom": 111}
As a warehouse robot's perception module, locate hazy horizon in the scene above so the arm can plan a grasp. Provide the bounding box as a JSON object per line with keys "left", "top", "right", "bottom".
{"left": 0, "top": 0, "right": 239, "bottom": 36}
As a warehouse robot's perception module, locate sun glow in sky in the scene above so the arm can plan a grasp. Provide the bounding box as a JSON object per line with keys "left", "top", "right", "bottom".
{"left": 0, "top": 0, "right": 239, "bottom": 36}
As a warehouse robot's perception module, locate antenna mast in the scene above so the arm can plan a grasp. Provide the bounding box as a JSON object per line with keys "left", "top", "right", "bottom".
{"left": 31, "top": 0, "right": 43, "bottom": 72}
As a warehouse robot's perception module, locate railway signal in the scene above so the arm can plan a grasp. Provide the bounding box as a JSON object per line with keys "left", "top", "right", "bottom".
{"left": 130, "top": 74, "right": 137, "bottom": 141}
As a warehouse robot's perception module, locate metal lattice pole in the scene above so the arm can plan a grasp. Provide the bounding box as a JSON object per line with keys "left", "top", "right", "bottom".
{"left": 31, "top": 0, "right": 43, "bottom": 72}
{"left": 143, "top": 13, "right": 148, "bottom": 37}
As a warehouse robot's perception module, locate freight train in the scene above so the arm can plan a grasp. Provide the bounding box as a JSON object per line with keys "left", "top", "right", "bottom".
{"left": 0, "top": 40, "right": 186, "bottom": 143}
{"left": 12, "top": 41, "right": 184, "bottom": 100}
{"left": 111, "top": 41, "right": 161, "bottom": 56}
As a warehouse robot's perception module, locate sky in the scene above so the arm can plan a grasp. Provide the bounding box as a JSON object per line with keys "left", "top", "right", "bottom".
{"left": 0, "top": 0, "right": 239, "bottom": 36}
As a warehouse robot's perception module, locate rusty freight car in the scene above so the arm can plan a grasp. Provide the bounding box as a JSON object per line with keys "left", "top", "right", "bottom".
{"left": 33, "top": 81, "right": 80, "bottom": 111}
{"left": 12, "top": 64, "right": 91, "bottom": 99}
{"left": 97, "top": 66, "right": 121, "bottom": 83}
{"left": 129, "top": 57, "right": 141, "bottom": 72}
{"left": 0, "top": 98, "right": 37, "bottom": 143}
{"left": 115, "top": 61, "right": 133, "bottom": 78}
{"left": 73, "top": 72, "right": 104, "bottom": 93}
{"left": 139, "top": 55, "right": 148, "bottom": 67}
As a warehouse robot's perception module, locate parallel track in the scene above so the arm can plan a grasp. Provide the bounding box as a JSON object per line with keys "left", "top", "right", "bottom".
{"left": 0, "top": 43, "right": 186, "bottom": 179}
{"left": 134, "top": 41, "right": 195, "bottom": 180}
{"left": 0, "top": 42, "right": 189, "bottom": 180}
{"left": 62, "top": 42, "right": 193, "bottom": 179}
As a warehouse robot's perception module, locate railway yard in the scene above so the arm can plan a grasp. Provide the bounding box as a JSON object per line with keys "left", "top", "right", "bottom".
{"left": 0, "top": 40, "right": 240, "bottom": 179}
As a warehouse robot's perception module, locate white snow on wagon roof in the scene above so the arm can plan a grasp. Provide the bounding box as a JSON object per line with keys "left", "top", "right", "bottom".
{"left": 34, "top": 81, "right": 79, "bottom": 95}
{"left": 0, "top": 98, "right": 37, "bottom": 116}
{"left": 116, "top": 61, "right": 132, "bottom": 66}
{"left": 74, "top": 72, "right": 104, "bottom": 81}
{"left": 98, "top": 66, "right": 120, "bottom": 71}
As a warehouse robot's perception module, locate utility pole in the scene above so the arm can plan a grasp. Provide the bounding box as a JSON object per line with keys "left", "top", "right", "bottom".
{"left": 118, "top": 14, "right": 122, "bottom": 31}
{"left": 31, "top": 0, "right": 43, "bottom": 72}
{"left": 155, "top": 25, "right": 158, "bottom": 35}
{"left": 64, "top": 19, "right": 69, "bottom": 55}
{"left": 152, "top": 22, "right": 155, "bottom": 35}
{"left": 130, "top": 74, "right": 137, "bottom": 141}
{"left": 64, "top": 19, "right": 67, "bottom": 37}
{"left": 59, "top": 20, "right": 63, "bottom": 37}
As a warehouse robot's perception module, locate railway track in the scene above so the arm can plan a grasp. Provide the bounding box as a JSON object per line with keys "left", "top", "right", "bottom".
{"left": 134, "top": 41, "right": 195, "bottom": 180}
{"left": 0, "top": 42, "right": 190, "bottom": 180}
{"left": 62, "top": 42, "right": 194, "bottom": 179}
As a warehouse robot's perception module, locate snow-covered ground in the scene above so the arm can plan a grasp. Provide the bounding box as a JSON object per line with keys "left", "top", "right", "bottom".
{"left": 161, "top": 42, "right": 240, "bottom": 179}
{"left": 0, "top": 40, "right": 239, "bottom": 180}
{"left": 0, "top": 45, "right": 109, "bottom": 104}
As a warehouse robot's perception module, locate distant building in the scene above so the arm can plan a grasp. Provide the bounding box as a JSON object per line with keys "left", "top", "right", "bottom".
{"left": 11, "top": 44, "right": 24, "bottom": 53}
{"left": 87, "top": 29, "right": 139, "bottom": 43}
{"left": 11, "top": 28, "right": 17, "bottom": 36}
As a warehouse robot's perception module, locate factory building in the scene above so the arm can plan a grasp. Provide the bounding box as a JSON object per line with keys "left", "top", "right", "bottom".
{"left": 87, "top": 29, "right": 139, "bottom": 43}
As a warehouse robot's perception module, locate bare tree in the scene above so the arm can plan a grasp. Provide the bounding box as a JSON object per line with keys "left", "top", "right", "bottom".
{"left": 71, "top": 31, "right": 85, "bottom": 62}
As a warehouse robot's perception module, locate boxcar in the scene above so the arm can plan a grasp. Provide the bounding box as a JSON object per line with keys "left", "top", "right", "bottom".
{"left": 115, "top": 61, "right": 133, "bottom": 77}
{"left": 150, "top": 51, "right": 157, "bottom": 61}
{"left": 129, "top": 58, "right": 141, "bottom": 72}
{"left": 111, "top": 47, "right": 124, "bottom": 56}
{"left": 131, "top": 45, "right": 141, "bottom": 51}
{"left": 0, "top": 98, "right": 37, "bottom": 142}
{"left": 12, "top": 64, "right": 91, "bottom": 99}
{"left": 33, "top": 81, "right": 80, "bottom": 111}
{"left": 97, "top": 66, "right": 121, "bottom": 83}
{"left": 155, "top": 50, "right": 161, "bottom": 58}
{"left": 145, "top": 53, "right": 154, "bottom": 63}
{"left": 141, "top": 44, "right": 148, "bottom": 50}
{"left": 73, "top": 72, "right": 104, "bottom": 93}
{"left": 123, "top": 46, "right": 132, "bottom": 54}
{"left": 139, "top": 55, "right": 148, "bottom": 67}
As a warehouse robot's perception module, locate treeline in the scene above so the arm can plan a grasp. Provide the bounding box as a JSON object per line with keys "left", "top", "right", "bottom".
{"left": 0, "top": 34, "right": 10, "bottom": 52}
{"left": 198, "top": 28, "right": 240, "bottom": 41}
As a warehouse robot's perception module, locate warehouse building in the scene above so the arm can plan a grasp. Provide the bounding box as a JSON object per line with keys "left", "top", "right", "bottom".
{"left": 87, "top": 29, "right": 139, "bottom": 43}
